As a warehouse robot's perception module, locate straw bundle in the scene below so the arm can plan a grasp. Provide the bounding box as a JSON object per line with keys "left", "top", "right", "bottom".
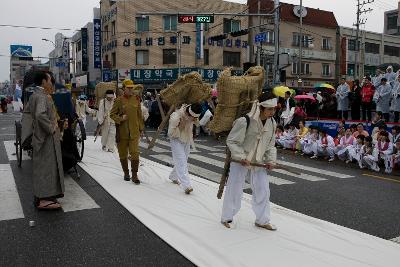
{"left": 160, "top": 72, "right": 212, "bottom": 106}
{"left": 209, "top": 66, "right": 265, "bottom": 134}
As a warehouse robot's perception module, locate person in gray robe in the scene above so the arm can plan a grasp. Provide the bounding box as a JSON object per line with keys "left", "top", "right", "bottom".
{"left": 28, "top": 71, "right": 64, "bottom": 209}
{"left": 392, "top": 75, "right": 400, "bottom": 122}
{"left": 374, "top": 77, "right": 392, "bottom": 122}
{"left": 336, "top": 78, "right": 350, "bottom": 119}
{"left": 385, "top": 66, "right": 397, "bottom": 88}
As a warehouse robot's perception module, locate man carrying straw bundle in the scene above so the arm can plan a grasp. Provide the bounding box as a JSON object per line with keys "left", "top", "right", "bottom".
{"left": 221, "top": 92, "right": 278, "bottom": 230}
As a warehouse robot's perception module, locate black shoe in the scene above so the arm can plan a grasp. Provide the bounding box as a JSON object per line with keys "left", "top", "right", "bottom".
{"left": 124, "top": 174, "right": 130, "bottom": 181}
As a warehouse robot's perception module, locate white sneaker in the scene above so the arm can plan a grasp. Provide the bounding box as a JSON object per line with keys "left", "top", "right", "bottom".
{"left": 328, "top": 157, "right": 334, "bottom": 162}
{"left": 310, "top": 155, "right": 318, "bottom": 159}
{"left": 255, "top": 222, "right": 277, "bottom": 231}
{"left": 345, "top": 160, "right": 351, "bottom": 164}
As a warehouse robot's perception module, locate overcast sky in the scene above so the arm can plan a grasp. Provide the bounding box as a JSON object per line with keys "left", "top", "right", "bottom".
{"left": 0, "top": 0, "right": 395, "bottom": 81}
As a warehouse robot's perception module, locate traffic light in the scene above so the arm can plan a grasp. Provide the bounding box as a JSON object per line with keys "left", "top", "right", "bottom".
{"left": 230, "top": 29, "right": 249, "bottom": 37}
{"left": 210, "top": 34, "right": 228, "bottom": 42}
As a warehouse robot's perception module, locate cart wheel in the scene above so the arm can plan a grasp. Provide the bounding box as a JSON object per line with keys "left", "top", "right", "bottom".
{"left": 75, "top": 120, "right": 85, "bottom": 161}
{"left": 15, "top": 121, "right": 22, "bottom": 167}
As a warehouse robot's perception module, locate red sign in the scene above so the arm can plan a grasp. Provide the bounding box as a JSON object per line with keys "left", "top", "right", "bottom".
{"left": 178, "top": 15, "right": 195, "bottom": 23}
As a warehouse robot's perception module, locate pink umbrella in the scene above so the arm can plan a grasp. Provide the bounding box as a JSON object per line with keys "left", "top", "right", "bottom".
{"left": 294, "top": 95, "right": 315, "bottom": 102}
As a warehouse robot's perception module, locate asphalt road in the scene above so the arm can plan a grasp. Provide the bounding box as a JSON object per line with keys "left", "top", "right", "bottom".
{"left": 1, "top": 106, "right": 399, "bottom": 266}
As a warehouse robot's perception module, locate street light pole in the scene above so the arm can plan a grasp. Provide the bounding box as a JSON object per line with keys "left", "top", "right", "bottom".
{"left": 298, "top": 0, "right": 303, "bottom": 90}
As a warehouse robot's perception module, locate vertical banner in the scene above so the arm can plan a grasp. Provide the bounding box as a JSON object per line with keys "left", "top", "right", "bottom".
{"left": 196, "top": 23, "right": 204, "bottom": 59}
{"left": 81, "top": 28, "right": 89, "bottom": 72}
{"left": 93, "top": 19, "right": 102, "bottom": 69}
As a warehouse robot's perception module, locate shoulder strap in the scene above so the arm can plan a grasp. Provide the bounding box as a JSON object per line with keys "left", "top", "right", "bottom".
{"left": 244, "top": 114, "right": 250, "bottom": 130}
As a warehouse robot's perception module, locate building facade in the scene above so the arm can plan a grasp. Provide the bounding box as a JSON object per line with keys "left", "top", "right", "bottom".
{"left": 100, "top": 0, "right": 249, "bottom": 88}
{"left": 384, "top": 2, "right": 400, "bottom": 36}
{"left": 248, "top": 0, "right": 339, "bottom": 89}
{"left": 340, "top": 26, "right": 400, "bottom": 79}
{"left": 48, "top": 33, "right": 72, "bottom": 84}
{"left": 71, "top": 8, "right": 102, "bottom": 94}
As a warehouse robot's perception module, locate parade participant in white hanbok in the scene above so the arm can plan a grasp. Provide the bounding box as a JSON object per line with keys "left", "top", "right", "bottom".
{"left": 375, "top": 131, "right": 393, "bottom": 164}
{"left": 384, "top": 139, "right": 400, "bottom": 174}
{"left": 391, "top": 126, "right": 400, "bottom": 144}
{"left": 348, "top": 135, "right": 365, "bottom": 164}
{"left": 221, "top": 92, "right": 277, "bottom": 230}
{"left": 277, "top": 123, "right": 298, "bottom": 150}
{"left": 336, "top": 78, "right": 350, "bottom": 119}
{"left": 391, "top": 75, "right": 400, "bottom": 122}
{"left": 311, "top": 129, "right": 335, "bottom": 161}
{"left": 97, "top": 90, "right": 116, "bottom": 152}
{"left": 75, "top": 95, "right": 96, "bottom": 126}
{"left": 168, "top": 103, "right": 202, "bottom": 194}
{"left": 336, "top": 128, "right": 355, "bottom": 161}
{"left": 302, "top": 126, "right": 319, "bottom": 156}
{"left": 385, "top": 66, "right": 397, "bottom": 87}
{"left": 374, "top": 78, "right": 393, "bottom": 122}
{"left": 361, "top": 136, "right": 380, "bottom": 171}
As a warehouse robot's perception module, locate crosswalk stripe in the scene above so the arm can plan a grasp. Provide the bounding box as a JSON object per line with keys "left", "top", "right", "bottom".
{"left": 150, "top": 154, "right": 221, "bottom": 181}
{"left": 3, "top": 141, "right": 29, "bottom": 161}
{"left": 211, "top": 152, "right": 227, "bottom": 159}
{"left": 154, "top": 139, "right": 222, "bottom": 152}
{"left": 272, "top": 169, "right": 327, "bottom": 182}
{"left": 276, "top": 160, "right": 354, "bottom": 179}
{"left": 0, "top": 164, "right": 24, "bottom": 221}
{"left": 269, "top": 176, "right": 296, "bottom": 185}
{"left": 58, "top": 175, "right": 100, "bottom": 212}
{"left": 190, "top": 154, "right": 224, "bottom": 168}
{"left": 139, "top": 140, "right": 169, "bottom": 153}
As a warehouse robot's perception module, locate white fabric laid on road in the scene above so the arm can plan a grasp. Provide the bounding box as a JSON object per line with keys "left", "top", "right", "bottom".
{"left": 80, "top": 137, "right": 399, "bottom": 267}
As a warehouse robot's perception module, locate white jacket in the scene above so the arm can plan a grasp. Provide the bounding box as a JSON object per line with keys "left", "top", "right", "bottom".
{"left": 227, "top": 116, "right": 277, "bottom": 164}
{"left": 76, "top": 100, "right": 95, "bottom": 120}
{"left": 168, "top": 105, "right": 196, "bottom": 145}
{"left": 97, "top": 98, "right": 115, "bottom": 125}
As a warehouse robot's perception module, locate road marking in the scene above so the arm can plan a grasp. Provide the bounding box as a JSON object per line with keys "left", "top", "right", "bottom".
{"left": 154, "top": 139, "right": 222, "bottom": 152}
{"left": 276, "top": 160, "right": 354, "bottom": 179}
{"left": 211, "top": 152, "right": 227, "bottom": 159}
{"left": 269, "top": 176, "right": 296, "bottom": 185}
{"left": 58, "top": 175, "right": 100, "bottom": 212}
{"left": 272, "top": 169, "right": 327, "bottom": 182}
{"left": 0, "top": 164, "right": 24, "bottom": 221}
{"left": 3, "top": 141, "right": 29, "bottom": 161}
{"left": 362, "top": 173, "right": 400, "bottom": 184}
{"left": 139, "top": 140, "right": 169, "bottom": 153}
{"left": 190, "top": 154, "right": 224, "bottom": 168}
{"left": 390, "top": 236, "right": 400, "bottom": 244}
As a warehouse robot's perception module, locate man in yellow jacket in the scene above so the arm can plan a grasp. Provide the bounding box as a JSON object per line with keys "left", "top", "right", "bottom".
{"left": 110, "top": 79, "right": 144, "bottom": 184}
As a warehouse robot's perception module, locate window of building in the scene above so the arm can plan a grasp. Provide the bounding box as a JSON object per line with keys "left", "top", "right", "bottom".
{"left": 365, "top": 42, "right": 380, "bottom": 54}
{"left": 265, "top": 31, "right": 274, "bottom": 44}
{"left": 292, "top": 62, "right": 310, "bottom": 75}
{"left": 163, "top": 49, "right": 177, "bottom": 64}
{"left": 104, "top": 25, "right": 109, "bottom": 41}
{"left": 111, "top": 52, "right": 116, "bottom": 67}
{"left": 387, "top": 15, "right": 398, "bottom": 30}
{"left": 322, "top": 37, "right": 331, "bottom": 50}
{"left": 136, "top": 16, "right": 149, "bottom": 32}
{"left": 292, "top": 33, "right": 311, "bottom": 48}
{"left": 136, "top": 50, "right": 149, "bottom": 65}
{"left": 223, "top": 19, "right": 241, "bottom": 33}
{"left": 204, "top": 23, "right": 210, "bottom": 31}
{"left": 348, "top": 39, "right": 360, "bottom": 51}
{"left": 105, "top": 54, "right": 109, "bottom": 62}
{"left": 76, "top": 40, "right": 82, "bottom": 52}
{"left": 204, "top": 49, "right": 209, "bottom": 65}
{"left": 384, "top": 45, "right": 400, "bottom": 57}
{"left": 347, "top": 64, "right": 355, "bottom": 76}
{"left": 322, "top": 64, "right": 330, "bottom": 76}
{"left": 111, "top": 21, "right": 116, "bottom": 36}
{"left": 163, "top": 15, "right": 177, "bottom": 31}
{"left": 223, "top": 51, "right": 241, "bottom": 67}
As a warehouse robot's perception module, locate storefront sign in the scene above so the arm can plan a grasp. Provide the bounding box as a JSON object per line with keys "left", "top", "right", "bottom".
{"left": 102, "top": 6, "right": 117, "bottom": 24}
{"left": 93, "top": 19, "right": 102, "bottom": 69}
{"left": 81, "top": 28, "right": 88, "bottom": 72}
{"left": 130, "top": 68, "right": 243, "bottom": 83}
{"left": 103, "top": 69, "right": 118, "bottom": 82}
{"left": 102, "top": 39, "right": 118, "bottom": 53}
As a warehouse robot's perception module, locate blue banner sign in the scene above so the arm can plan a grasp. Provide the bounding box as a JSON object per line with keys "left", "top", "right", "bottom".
{"left": 93, "top": 19, "right": 102, "bottom": 69}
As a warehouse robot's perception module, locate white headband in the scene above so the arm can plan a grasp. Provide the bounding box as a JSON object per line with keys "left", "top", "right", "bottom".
{"left": 188, "top": 106, "right": 201, "bottom": 118}
{"left": 259, "top": 98, "right": 277, "bottom": 108}
{"left": 106, "top": 94, "right": 114, "bottom": 97}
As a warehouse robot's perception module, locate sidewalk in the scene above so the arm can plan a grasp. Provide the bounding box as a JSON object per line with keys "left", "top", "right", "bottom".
{"left": 80, "top": 137, "right": 400, "bottom": 267}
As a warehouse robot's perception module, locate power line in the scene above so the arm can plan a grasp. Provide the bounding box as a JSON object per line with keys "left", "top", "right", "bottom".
{"left": 0, "top": 24, "right": 76, "bottom": 31}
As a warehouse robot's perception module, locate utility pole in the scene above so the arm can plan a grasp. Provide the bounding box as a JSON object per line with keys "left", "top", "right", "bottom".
{"left": 273, "top": 0, "right": 280, "bottom": 85}
{"left": 298, "top": 0, "right": 303, "bottom": 90}
{"left": 177, "top": 31, "right": 182, "bottom": 76}
{"left": 256, "top": 0, "right": 261, "bottom": 66}
{"left": 354, "top": 0, "right": 374, "bottom": 79}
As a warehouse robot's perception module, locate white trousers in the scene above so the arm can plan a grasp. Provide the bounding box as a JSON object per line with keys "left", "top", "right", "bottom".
{"left": 221, "top": 162, "right": 271, "bottom": 225}
{"left": 101, "top": 122, "right": 116, "bottom": 151}
{"left": 302, "top": 141, "right": 317, "bottom": 155}
{"left": 336, "top": 146, "right": 349, "bottom": 161}
{"left": 362, "top": 155, "right": 379, "bottom": 171}
{"left": 315, "top": 146, "right": 335, "bottom": 158}
{"left": 169, "top": 138, "right": 192, "bottom": 190}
